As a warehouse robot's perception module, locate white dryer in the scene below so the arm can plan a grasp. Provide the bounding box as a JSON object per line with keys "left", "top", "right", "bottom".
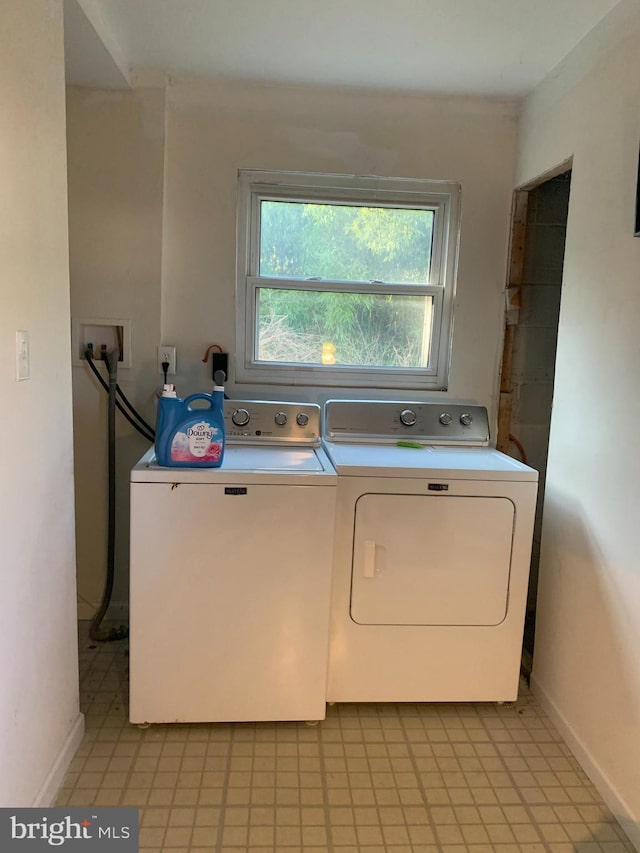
{"left": 323, "top": 400, "right": 538, "bottom": 704}
{"left": 129, "top": 401, "right": 336, "bottom": 725}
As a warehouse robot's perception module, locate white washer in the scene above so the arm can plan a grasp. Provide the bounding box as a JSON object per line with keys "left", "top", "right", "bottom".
{"left": 129, "top": 401, "right": 336, "bottom": 724}
{"left": 323, "top": 400, "right": 538, "bottom": 704}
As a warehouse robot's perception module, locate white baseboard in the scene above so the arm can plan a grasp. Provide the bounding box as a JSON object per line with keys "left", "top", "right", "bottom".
{"left": 32, "top": 713, "right": 85, "bottom": 807}
{"left": 531, "top": 675, "right": 639, "bottom": 851}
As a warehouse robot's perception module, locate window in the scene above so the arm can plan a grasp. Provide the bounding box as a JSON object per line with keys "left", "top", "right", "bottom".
{"left": 236, "top": 170, "right": 460, "bottom": 389}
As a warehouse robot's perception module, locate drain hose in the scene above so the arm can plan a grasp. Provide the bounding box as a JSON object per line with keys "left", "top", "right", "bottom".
{"left": 89, "top": 350, "right": 128, "bottom": 643}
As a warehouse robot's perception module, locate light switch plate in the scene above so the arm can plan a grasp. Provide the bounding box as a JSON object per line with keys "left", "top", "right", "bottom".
{"left": 16, "top": 330, "right": 30, "bottom": 381}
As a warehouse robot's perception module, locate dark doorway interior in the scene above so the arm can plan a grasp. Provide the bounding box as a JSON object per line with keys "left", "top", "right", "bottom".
{"left": 510, "top": 171, "right": 571, "bottom": 667}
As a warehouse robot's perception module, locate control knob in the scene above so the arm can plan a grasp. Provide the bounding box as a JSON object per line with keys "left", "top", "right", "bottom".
{"left": 460, "top": 413, "right": 473, "bottom": 426}
{"left": 274, "top": 411, "right": 288, "bottom": 426}
{"left": 400, "top": 408, "right": 417, "bottom": 427}
{"left": 296, "top": 412, "right": 309, "bottom": 427}
{"left": 439, "top": 412, "right": 453, "bottom": 426}
{"left": 231, "top": 408, "right": 250, "bottom": 427}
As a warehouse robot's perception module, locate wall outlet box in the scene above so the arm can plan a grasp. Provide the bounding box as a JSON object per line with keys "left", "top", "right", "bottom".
{"left": 157, "top": 345, "right": 177, "bottom": 375}
{"left": 72, "top": 317, "right": 132, "bottom": 368}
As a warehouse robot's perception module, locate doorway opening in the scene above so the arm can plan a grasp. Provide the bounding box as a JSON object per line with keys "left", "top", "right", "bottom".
{"left": 498, "top": 165, "right": 572, "bottom": 674}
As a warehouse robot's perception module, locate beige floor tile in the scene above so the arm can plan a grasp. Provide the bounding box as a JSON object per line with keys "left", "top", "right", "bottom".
{"left": 60, "top": 622, "right": 636, "bottom": 853}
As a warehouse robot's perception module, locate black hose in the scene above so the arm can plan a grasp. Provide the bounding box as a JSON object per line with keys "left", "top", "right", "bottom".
{"left": 115, "top": 384, "right": 155, "bottom": 436}
{"left": 88, "top": 351, "right": 129, "bottom": 643}
{"left": 84, "top": 354, "right": 154, "bottom": 442}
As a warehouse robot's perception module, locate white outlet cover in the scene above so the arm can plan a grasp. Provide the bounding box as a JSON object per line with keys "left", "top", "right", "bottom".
{"left": 157, "top": 345, "right": 177, "bottom": 375}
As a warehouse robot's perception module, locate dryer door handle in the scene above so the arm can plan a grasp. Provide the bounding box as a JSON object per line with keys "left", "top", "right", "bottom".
{"left": 363, "top": 540, "right": 376, "bottom": 578}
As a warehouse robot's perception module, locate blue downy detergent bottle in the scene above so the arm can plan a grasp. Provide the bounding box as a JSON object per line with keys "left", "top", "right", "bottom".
{"left": 155, "top": 382, "right": 225, "bottom": 468}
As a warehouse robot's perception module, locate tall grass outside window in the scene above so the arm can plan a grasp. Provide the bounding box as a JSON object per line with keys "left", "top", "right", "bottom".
{"left": 236, "top": 171, "right": 460, "bottom": 390}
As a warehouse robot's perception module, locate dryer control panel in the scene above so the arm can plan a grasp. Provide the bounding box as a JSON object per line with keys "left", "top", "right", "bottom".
{"left": 224, "top": 400, "right": 321, "bottom": 446}
{"left": 324, "top": 400, "right": 490, "bottom": 445}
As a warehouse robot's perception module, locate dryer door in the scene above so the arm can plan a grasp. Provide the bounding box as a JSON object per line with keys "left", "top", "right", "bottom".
{"left": 351, "top": 493, "right": 514, "bottom": 626}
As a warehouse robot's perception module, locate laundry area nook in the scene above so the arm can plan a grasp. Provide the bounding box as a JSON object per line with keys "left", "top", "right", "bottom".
{"left": 3, "top": 1, "right": 640, "bottom": 852}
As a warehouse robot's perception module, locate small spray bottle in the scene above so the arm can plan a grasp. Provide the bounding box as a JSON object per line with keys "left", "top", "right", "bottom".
{"left": 155, "top": 384, "right": 179, "bottom": 462}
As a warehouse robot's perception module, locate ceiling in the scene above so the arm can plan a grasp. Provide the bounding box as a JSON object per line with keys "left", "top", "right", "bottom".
{"left": 65, "top": 0, "right": 624, "bottom": 98}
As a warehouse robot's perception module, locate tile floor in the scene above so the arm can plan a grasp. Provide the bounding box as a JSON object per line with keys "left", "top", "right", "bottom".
{"left": 56, "top": 623, "right": 635, "bottom": 853}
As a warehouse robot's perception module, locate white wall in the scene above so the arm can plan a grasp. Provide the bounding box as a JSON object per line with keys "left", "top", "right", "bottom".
{"left": 66, "top": 87, "right": 165, "bottom": 617}
{"left": 0, "top": 0, "right": 82, "bottom": 805}
{"left": 517, "top": 14, "right": 640, "bottom": 842}
{"left": 162, "top": 79, "right": 518, "bottom": 412}
{"left": 67, "top": 77, "right": 519, "bottom": 616}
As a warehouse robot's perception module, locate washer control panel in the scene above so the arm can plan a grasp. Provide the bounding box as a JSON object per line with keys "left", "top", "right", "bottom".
{"left": 224, "top": 400, "right": 321, "bottom": 445}
{"left": 324, "top": 400, "right": 490, "bottom": 445}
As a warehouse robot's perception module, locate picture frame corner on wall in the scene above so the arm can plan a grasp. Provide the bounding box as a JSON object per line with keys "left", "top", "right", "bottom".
{"left": 635, "top": 144, "right": 640, "bottom": 237}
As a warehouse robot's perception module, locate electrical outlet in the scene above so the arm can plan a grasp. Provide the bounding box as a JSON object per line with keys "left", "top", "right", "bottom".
{"left": 157, "top": 345, "right": 177, "bottom": 375}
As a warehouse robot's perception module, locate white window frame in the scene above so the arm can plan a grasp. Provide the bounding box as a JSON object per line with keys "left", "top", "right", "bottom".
{"left": 235, "top": 169, "right": 461, "bottom": 390}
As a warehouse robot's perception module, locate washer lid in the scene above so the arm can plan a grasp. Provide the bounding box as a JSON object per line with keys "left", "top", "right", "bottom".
{"left": 323, "top": 441, "right": 538, "bottom": 481}
{"left": 131, "top": 445, "right": 336, "bottom": 483}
